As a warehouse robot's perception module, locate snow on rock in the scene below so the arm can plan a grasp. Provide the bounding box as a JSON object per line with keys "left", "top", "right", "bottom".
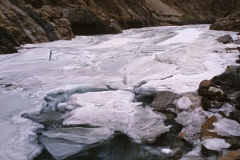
{"left": 42, "top": 127, "right": 114, "bottom": 144}
{"left": 213, "top": 118, "right": 240, "bottom": 137}
{"left": 209, "top": 103, "right": 236, "bottom": 116}
{"left": 177, "top": 96, "right": 192, "bottom": 111}
{"left": 201, "top": 138, "right": 230, "bottom": 151}
{"left": 62, "top": 90, "right": 171, "bottom": 143}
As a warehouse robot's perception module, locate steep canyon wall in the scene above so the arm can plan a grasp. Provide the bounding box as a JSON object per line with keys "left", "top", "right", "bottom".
{"left": 0, "top": 0, "right": 238, "bottom": 54}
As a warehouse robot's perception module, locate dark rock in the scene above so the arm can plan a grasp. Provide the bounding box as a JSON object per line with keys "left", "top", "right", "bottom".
{"left": 201, "top": 144, "right": 218, "bottom": 156}
{"left": 150, "top": 91, "right": 179, "bottom": 111}
{"left": 236, "top": 59, "right": 240, "bottom": 63}
{"left": 217, "top": 35, "right": 234, "bottom": 44}
{"left": 227, "top": 92, "right": 240, "bottom": 110}
{"left": 228, "top": 110, "right": 240, "bottom": 123}
{"left": 21, "top": 7, "right": 59, "bottom": 42}
{"left": 64, "top": 133, "right": 147, "bottom": 160}
{"left": 33, "top": 148, "right": 53, "bottom": 160}
{"left": 0, "top": 26, "right": 20, "bottom": 54}
{"left": 238, "top": 32, "right": 240, "bottom": 35}
{"left": 201, "top": 97, "right": 212, "bottom": 111}
{"left": 210, "top": 1, "right": 240, "bottom": 33}
{"left": 225, "top": 137, "right": 240, "bottom": 150}
{"left": 24, "top": 0, "right": 43, "bottom": 8}
{"left": 211, "top": 66, "right": 240, "bottom": 91}
{"left": 154, "top": 111, "right": 193, "bottom": 156}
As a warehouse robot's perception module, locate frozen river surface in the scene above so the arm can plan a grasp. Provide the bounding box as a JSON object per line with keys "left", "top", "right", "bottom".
{"left": 0, "top": 25, "right": 239, "bottom": 159}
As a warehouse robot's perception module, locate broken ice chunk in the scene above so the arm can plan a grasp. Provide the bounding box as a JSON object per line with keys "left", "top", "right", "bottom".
{"left": 201, "top": 138, "right": 230, "bottom": 151}
{"left": 43, "top": 127, "right": 114, "bottom": 144}
{"left": 213, "top": 118, "right": 240, "bottom": 136}
{"left": 67, "top": 90, "right": 135, "bottom": 107}
{"left": 175, "top": 110, "right": 206, "bottom": 126}
{"left": 39, "top": 136, "right": 84, "bottom": 160}
{"left": 177, "top": 96, "right": 192, "bottom": 111}
{"left": 62, "top": 90, "right": 170, "bottom": 143}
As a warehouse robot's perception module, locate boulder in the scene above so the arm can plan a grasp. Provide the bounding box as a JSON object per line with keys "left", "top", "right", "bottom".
{"left": 150, "top": 91, "right": 179, "bottom": 111}
{"left": 225, "top": 137, "right": 240, "bottom": 150}
{"left": 198, "top": 80, "right": 215, "bottom": 97}
{"left": 228, "top": 110, "right": 240, "bottom": 123}
{"left": 217, "top": 35, "right": 234, "bottom": 44}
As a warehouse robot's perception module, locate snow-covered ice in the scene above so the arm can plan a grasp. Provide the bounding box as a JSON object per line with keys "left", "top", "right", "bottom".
{"left": 0, "top": 25, "right": 239, "bottom": 159}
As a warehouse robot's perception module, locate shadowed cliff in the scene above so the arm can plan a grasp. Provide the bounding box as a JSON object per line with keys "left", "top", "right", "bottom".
{"left": 0, "top": 0, "right": 238, "bottom": 54}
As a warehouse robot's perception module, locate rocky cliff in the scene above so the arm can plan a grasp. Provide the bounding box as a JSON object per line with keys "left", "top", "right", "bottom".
{"left": 210, "top": 0, "right": 240, "bottom": 32}
{"left": 0, "top": 0, "right": 238, "bottom": 54}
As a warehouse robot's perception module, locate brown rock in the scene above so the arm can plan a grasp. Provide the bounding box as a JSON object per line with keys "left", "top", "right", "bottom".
{"left": 198, "top": 80, "right": 214, "bottom": 97}
{"left": 150, "top": 91, "right": 179, "bottom": 111}
{"left": 199, "top": 80, "right": 214, "bottom": 90}
{"left": 201, "top": 116, "right": 220, "bottom": 139}
{"left": 217, "top": 150, "right": 240, "bottom": 160}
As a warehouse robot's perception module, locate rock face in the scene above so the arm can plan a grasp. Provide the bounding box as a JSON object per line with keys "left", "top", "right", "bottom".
{"left": 0, "top": 0, "right": 238, "bottom": 54}
{"left": 210, "top": 0, "right": 240, "bottom": 32}
{"left": 150, "top": 91, "right": 179, "bottom": 111}
{"left": 217, "top": 35, "right": 234, "bottom": 44}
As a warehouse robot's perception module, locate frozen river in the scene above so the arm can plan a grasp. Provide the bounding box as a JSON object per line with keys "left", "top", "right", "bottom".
{"left": 0, "top": 25, "right": 239, "bottom": 159}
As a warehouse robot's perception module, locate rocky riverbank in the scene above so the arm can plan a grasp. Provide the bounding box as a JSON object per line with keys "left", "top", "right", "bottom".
{"left": 0, "top": 0, "right": 239, "bottom": 54}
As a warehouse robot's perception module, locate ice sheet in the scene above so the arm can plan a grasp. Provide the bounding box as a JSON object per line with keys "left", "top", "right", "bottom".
{"left": 43, "top": 127, "right": 114, "bottom": 144}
